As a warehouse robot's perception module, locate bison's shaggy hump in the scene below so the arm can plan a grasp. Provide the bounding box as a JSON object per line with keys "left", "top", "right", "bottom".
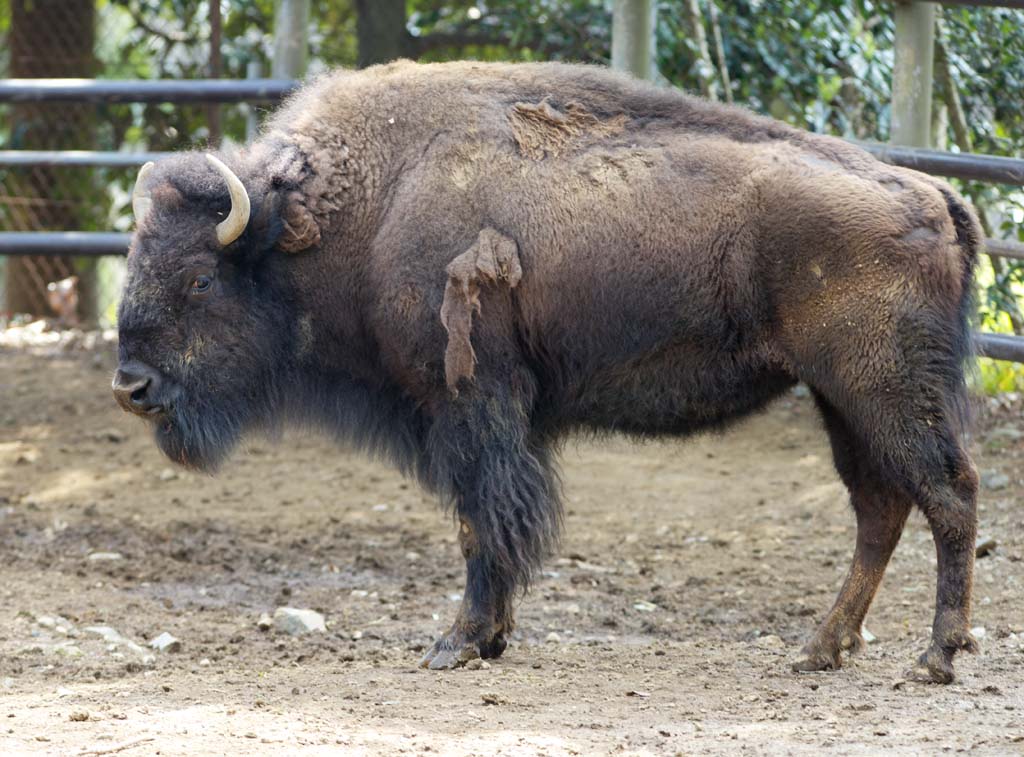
{"left": 508, "top": 97, "right": 628, "bottom": 160}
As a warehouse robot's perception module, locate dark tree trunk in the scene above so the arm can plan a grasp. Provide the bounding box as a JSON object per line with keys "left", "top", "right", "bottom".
{"left": 355, "top": 0, "right": 413, "bottom": 68}
{"left": 6, "top": 0, "right": 97, "bottom": 321}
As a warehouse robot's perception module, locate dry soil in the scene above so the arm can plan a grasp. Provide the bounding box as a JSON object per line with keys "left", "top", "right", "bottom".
{"left": 0, "top": 335, "right": 1022, "bottom": 755}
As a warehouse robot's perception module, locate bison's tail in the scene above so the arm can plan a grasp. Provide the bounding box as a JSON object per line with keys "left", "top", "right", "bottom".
{"left": 937, "top": 183, "right": 983, "bottom": 435}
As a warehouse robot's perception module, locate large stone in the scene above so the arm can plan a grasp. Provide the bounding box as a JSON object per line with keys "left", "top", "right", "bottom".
{"left": 273, "top": 607, "right": 326, "bottom": 635}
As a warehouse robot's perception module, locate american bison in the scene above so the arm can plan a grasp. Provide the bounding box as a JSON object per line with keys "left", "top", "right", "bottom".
{"left": 114, "top": 61, "right": 981, "bottom": 683}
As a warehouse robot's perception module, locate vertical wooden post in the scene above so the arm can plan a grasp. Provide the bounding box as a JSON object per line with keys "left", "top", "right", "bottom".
{"left": 611, "top": 0, "right": 655, "bottom": 81}
{"left": 891, "top": 0, "right": 936, "bottom": 147}
{"left": 272, "top": 0, "right": 310, "bottom": 79}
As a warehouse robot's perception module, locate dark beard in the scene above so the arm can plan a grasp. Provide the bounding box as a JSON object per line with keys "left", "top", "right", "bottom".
{"left": 152, "top": 399, "right": 243, "bottom": 473}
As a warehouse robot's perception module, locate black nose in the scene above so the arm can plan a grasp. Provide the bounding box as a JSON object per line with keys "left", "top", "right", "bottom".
{"left": 112, "top": 362, "right": 164, "bottom": 416}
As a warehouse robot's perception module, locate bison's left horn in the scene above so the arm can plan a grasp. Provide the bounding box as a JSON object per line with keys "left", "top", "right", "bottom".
{"left": 131, "top": 161, "right": 155, "bottom": 226}
{"left": 206, "top": 154, "right": 251, "bottom": 247}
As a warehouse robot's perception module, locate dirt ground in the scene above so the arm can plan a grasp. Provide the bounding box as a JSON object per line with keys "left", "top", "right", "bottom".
{"left": 0, "top": 332, "right": 1022, "bottom": 756}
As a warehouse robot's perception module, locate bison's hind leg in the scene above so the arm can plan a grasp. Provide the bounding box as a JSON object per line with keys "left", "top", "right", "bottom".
{"left": 796, "top": 328, "right": 978, "bottom": 683}
{"left": 792, "top": 394, "right": 912, "bottom": 673}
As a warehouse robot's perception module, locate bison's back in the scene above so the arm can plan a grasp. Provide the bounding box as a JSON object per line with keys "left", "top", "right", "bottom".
{"left": 273, "top": 62, "right": 977, "bottom": 434}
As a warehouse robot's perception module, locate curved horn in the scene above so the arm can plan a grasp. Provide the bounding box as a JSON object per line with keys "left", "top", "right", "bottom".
{"left": 206, "top": 154, "right": 251, "bottom": 246}
{"left": 131, "top": 161, "right": 155, "bottom": 226}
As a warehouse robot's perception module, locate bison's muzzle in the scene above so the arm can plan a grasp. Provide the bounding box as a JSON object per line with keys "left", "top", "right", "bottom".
{"left": 112, "top": 361, "right": 167, "bottom": 417}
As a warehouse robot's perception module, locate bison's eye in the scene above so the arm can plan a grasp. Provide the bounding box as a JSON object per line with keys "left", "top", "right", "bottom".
{"left": 190, "top": 274, "right": 213, "bottom": 295}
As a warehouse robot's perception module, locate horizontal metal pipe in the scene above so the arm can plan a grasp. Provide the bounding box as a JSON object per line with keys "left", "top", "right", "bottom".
{"left": 854, "top": 141, "right": 1024, "bottom": 186}
{"left": 0, "top": 78, "right": 297, "bottom": 104}
{"left": 985, "top": 238, "right": 1024, "bottom": 261}
{"left": 0, "top": 150, "right": 164, "bottom": 167}
{"left": 976, "top": 333, "right": 1024, "bottom": 363}
{"left": 0, "top": 232, "right": 132, "bottom": 255}
{"left": 1, "top": 232, "right": 1021, "bottom": 264}
{"left": 929, "top": 0, "right": 1024, "bottom": 8}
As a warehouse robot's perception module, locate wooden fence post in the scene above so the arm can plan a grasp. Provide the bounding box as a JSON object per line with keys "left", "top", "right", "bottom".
{"left": 891, "top": 0, "right": 936, "bottom": 147}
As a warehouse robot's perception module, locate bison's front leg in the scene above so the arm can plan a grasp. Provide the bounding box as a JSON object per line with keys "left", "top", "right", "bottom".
{"left": 420, "top": 518, "right": 517, "bottom": 669}
{"left": 419, "top": 383, "right": 560, "bottom": 670}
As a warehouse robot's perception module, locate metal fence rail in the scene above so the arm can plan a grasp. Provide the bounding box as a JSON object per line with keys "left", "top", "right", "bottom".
{"left": 855, "top": 142, "right": 1024, "bottom": 186}
{"left": 0, "top": 150, "right": 163, "bottom": 167}
{"left": 932, "top": 0, "right": 1024, "bottom": 8}
{"left": 0, "top": 232, "right": 131, "bottom": 255}
{"left": 0, "top": 78, "right": 297, "bottom": 103}
{"left": 976, "top": 334, "right": 1024, "bottom": 362}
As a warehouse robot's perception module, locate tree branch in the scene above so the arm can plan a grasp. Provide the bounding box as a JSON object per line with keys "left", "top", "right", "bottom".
{"left": 685, "top": 0, "right": 718, "bottom": 101}
{"left": 126, "top": 4, "right": 196, "bottom": 45}
{"left": 708, "top": 0, "right": 732, "bottom": 103}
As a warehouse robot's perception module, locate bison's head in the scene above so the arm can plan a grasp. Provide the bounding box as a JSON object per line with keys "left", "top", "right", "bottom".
{"left": 113, "top": 152, "right": 312, "bottom": 472}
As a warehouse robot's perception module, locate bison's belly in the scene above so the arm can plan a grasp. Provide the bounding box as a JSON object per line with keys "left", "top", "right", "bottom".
{"left": 545, "top": 341, "right": 796, "bottom": 437}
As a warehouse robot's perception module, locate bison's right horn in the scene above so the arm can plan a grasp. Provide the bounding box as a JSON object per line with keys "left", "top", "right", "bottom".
{"left": 131, "top": 161, "right": 155, "bottom": 227}
{"left": 206, "top": 154, "right": 251, "bottom": 247}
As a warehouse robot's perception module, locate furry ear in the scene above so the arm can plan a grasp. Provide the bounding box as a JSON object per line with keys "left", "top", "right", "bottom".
{"left": 241, "top": 189, "right": 320, "bottom": 260}
{"left": 277, "top": 190, "right": 321, "bottom": 253}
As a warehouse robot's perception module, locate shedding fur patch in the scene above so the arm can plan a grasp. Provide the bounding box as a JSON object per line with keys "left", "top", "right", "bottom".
{"left": 440, "top": 228, "right": 522, "bottom": 393}
{"left": 509, "top": 97, "right": 627, "bottom": 160}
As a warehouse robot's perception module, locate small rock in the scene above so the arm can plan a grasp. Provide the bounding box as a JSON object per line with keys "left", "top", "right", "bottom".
{"left": 158, "top": 468, "right": 178, "bottom": 482}
{"left": 84, "top": 626, "right": 147, "bottom": 656}
{"left": 99, "top": 429, "right": 125, "bottom": 443}
{"left": 481, "top": 693, "right": 504, "bottom": 705}
{"left": 626, "top": 690, "right": 651, "bottom": 698}
{"left": 754, "top": 634, "right": 785, "bottom": 649}
{"left": 257, "top": 613, "right": 273, "bottom": 631}
{"left": 465, "top": 658, "right": 491, "bottom": 671}
{"left": 861, "top": 626, "right": 877, "bottom": 644}
{"left": 980, "top": 471, "right": 1010, "bottom": 491}
{"left": 149, "top": 632, "right": 181, "bottom": 653}
{"left": 545, "top": 632, "right": 561, "bottom": 644}
{"left": 87, "top": 552, "right": 124, "bottom": 562}
{"left": 56, "top": 686, "right": 74, "bottom": 698}
{"left": 84, "top": 625, "right": 125, "bottom": 644}
{"left": 633, "top": 600, "right": 658, "bottom": 613}
{"left": 273, "top": 607, "right": 326, "bottom": 635}
{"left": 199, "top": 658, "right": 211, "bottom": 667}
{"left": 16, "top": 449, "right": 39, "bottom": 465}
{"left": 53, "top": 644, "right": 83, "bottom": 658}
{"left": 971, "top": 626, "right": 986, "bottom": 640}
{"left": 68, "top": 711, "right": 89, "bottom": 722}
{"left": 976, "top": 537, "right": 998, "bottom": 559}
